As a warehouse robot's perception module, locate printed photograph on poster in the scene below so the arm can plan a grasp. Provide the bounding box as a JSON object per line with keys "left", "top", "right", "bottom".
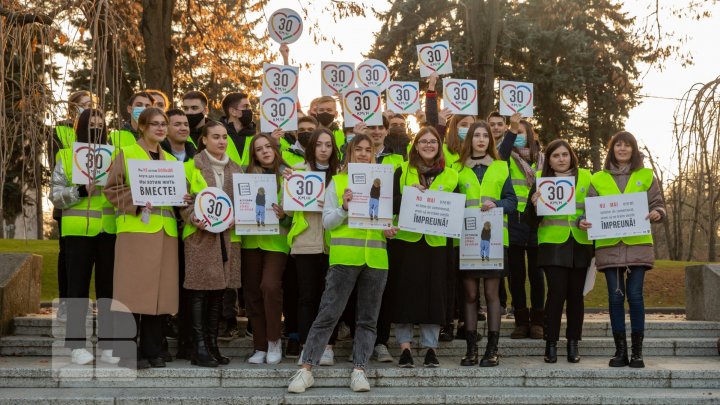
{"left": 343, "top": 87, "right": 383, "bottom": 127}
{"left": 267, "top": 8, "right": 303, "bottom": 44}
{"left": 127, "top": 159, "right": 187, "bottom": 206}
{"left": 536, "top": 176, "right": 576, "bottom": 216}
{"left": 460, "top": 207, "right": 504, "bottom": 270}
{"left": 193, "top": 187, "right": 234, "bottom": 233}
{"left": 262, "top": 63, "right": 299, "bottom": 96}
{"left": 416, "top": 41, "right": 453, "bottom": 77}
{"left": 585, "top": 192, "right": 651, "bottom": 240}
{"left": 233, "top": 173, "right": 280, "bottom": 235}
{"left": 499, "top": 80, "right": 534, "bottom": 117}
{"left": 321, "top": 61, "right": 355, "bottom": 96}
{"left": 283, "top": 171, "right": 325, "bottom": 212}
{"left": 386, "top": 81, "right": 420, "bottom": 114}
{"left": 259, "top": 92, "right": 298, "bottom": 132}
{"left": 397, "top": 186, "right": 466, "bottom": 239}
{"left": 442, "top": 78, "right": 478, "bottom": 115}
{"left": 71, "top": 142, "right": 115, "bottom": 186}
{"left": 347, "top": 163, "right": 393, "bottom": 229}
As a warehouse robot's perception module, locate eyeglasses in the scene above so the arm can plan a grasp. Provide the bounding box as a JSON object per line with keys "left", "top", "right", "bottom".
{"left": 417, "top": 139, "right": 439, "bottom": 145}
{"left": 148, "top": 122, "right": 168, "bottom": 128}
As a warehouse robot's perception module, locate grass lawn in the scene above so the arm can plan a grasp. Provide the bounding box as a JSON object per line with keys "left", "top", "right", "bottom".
{"left": 0, "top": 239, "right": 709, "bottom": 307}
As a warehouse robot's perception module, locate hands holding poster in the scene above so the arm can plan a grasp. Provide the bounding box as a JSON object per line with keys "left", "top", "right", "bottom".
{"left": 460, "top": 207, "right": 504, "bottom": 270}
{"left": 536, "top": 177, "right": 576, "bottom": 216}
{"left": 343, "top": 87, "right": 383, "bottom": 126}
{"left": 267, "top": 8, "right": 303, "bottom": 44}
{"left": 499, "top": 80, "right": 534, "bottom": 117}
{"left": 585, "top": 192, "right": 651, "bottom": 240}
{"left": 417, "top": 41, "right": 453, "bottom": 77}
{"left": 71, "top": 142, "right": 115, "bottom": 186}
{"left": 443, "top": 78, "right": 478, "bottom": 115}
{"left": 397, "top": 186, "right": 466, "bottom": 239}
{"left": 321, "top": 62, "right": 355, "bottom": 96}
{"left": 233, "top": 173, "right": 280, "bottom": 235}
{"left": 283, "top": 171, "right": 325, "bottom": 212}
{"left": 193, "top": 187, "right": 234, "bottom": 233}
{"left": 347, "top": 163, "right": 393, "bottom": 229}
{"left": 386, "top": 81, "right": 420, "bottom": 114}
{"left": 356, "top": 59, "right": 390, "bottom": 91}
{"left": 127, "top": 159, "right": 187, "bottom": 206}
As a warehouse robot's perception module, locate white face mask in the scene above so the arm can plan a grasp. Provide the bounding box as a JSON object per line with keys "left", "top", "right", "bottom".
{"left": 76, "top": 106, "right": 85, "bottom": 115}
{"left": 457, "top": 127, "right": 469, "bottom": 140}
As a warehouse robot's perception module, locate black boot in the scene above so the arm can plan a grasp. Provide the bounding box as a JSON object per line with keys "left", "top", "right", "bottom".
{"left": 609, "top": 332, "right": 629, "bottom": 367}
{"left": 205, "top": 290, "right": 230, "bottom": 365}
{"left": 439, "top": 323, "right": 454, "bottom": 342}
{"left": 460, "top": 330, "right": 478, "bottom": 366}
{"left": 544, "top": 341, "right": 557, "bottom": 363}
{"left": 479, "top": 331, "right": 499, "bottom": 367}
{"left": 567, "top": 340, "right": 580, "bottom": 363}
{"left": 629, "top": 332, "right": 645, "bottom": 368}
{"left": 190, "top": 291, "right": 219, "bottom": 367}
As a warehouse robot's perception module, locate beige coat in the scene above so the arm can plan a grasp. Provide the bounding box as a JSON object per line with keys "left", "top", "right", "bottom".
{"left": 181, "top": 151, "right": 242, "bottom": 290}
{"left": 104, "top": 139, "right": 179, "bottom": 315}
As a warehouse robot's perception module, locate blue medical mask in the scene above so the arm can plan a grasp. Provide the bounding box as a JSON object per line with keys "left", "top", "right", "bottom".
{"left": 131, "top": 106, "right": 145, "bottom": 122}
{"left": 457, "top": 127, "right": 469, "bottom": 141}
{"left": 514, "top": 134, "right": 527, "bottom": 148}
{"left": 345, "top": 133, "right": 355, "bottom": 142}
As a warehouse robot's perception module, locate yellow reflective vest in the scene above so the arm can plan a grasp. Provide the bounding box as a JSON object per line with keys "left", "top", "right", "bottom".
{"left": 457, "top": 160, "right": 510, "bottom": 246}
{"left": 537, "top": 169, "right": 592, "bottom": 245}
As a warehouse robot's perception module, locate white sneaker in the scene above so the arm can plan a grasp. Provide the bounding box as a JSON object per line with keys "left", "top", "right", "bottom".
{"left": 99, "top": 349, "right": 120, "bottom": 364}
{"left": 288, "top": 368, "right": 314, "bottom": 393}
{"left": 266, "top": 339, "right": 282, "bottom": 364}
{"left": 248, "top": 350, "right": 267, "bottom": 364}
{"left": 373, "top": 344, "right": 393, "bottom": 363}
{"left": 319, "top": 347, "right": 335, "bottom": 366}
{"left": 71, "top": 348, "right": 94, "bottom": 365}
{"left": 350, "top": 369, "right": 370, "bottom": 392}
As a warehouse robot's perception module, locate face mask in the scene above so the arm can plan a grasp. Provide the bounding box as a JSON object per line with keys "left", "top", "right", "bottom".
{"left": 186, "top": 112, "right": 205, "bottom": 129}
{"left": 297, "top": 131, "right": 313, "bottom": 148}
{"left": 76, "top": 106, "right": 85, "bottom": 116}
{"left": 457, "top": 127, "right": 469, "bottom": 141}
{"left": 131, "top": 106, "right": 145, "bottom": 122}
{"left": 314, "top": 112, "right": 334, "bottom": 127}
{"left": 514, "top": 134, "right": 527, "bottom": 148}
{"left": 240, "top": 109, "right": 254, "bottom": 127}
{"left": 345, "top": 133, "right": 355, "bottom": 143}
{"left": 82, "top": 128, "right": 104, "bottom": 144}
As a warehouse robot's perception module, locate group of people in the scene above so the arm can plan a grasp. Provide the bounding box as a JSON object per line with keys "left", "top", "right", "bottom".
{"left": 50, "top": 70, "right": 665, "bottom": 394}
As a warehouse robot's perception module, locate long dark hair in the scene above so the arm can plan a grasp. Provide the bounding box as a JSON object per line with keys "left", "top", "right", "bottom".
{"left": 74, "top": 108, "right": 107, "bottom": 144}
{"left": 408, "top": 126, "right": 444, "bottom": 169}
{"left": 541, "top": 139, "right": 579, "bottom": 177}
{"left": 604, "top": 131, "right": 643, "bottom": 171}
{"left": 305, "top": 128, "right": 339, "bottom": 180}
{"left": 246, "top": 133, "right": 286, "bottom": 175}
{"left": 458, "top": 121, "right": 498, "bottom": 165}
{"left": 196, "top": 120, "right": 226, "bottom": 154}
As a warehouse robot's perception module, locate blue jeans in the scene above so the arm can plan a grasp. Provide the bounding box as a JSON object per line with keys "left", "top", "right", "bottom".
{"left": 480, "top": 240, "right": 490, "bottom": 258}
{"left": 395, "top": 323, "right": 440, "bottom": 349}
{"left": 369, "top": 198, "right": 379, "bottom": 218}
{"left": 604, "top": 266, "right": 646, "bottom": 333}
{"left": 255, "top": 205, "right": 265, "bottom": 223}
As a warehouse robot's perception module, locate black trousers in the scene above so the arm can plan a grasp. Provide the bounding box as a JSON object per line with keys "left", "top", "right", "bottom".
{"left": 295, "top": 253, "right": 338, "bottom": 344}
{"left": 543, "top": 266, "right": 587, "bottom": 341}
{"left": 508, "top": 245, "right": 544, "bottom": 310}
{"left": 176, "top": 237, "right": 191, "bottom": 348}
{"left": 282, "top": 255, "right": 299, "bottom": 336}
{"left": 64, "top": 233, "right": 115, "bottom": 349}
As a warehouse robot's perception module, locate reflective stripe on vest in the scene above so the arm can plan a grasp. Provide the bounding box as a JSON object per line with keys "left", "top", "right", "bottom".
{"left": 537, "top": 169, "right": 592, "bottom": 245}
{"left": 591, "top": 168, "right": 654, "bottom": 248}
{"left": 458, "top": 160, "right": 510, "bottom": 246}
{"left": 328, "top": 174, "right": 388, "bottom": 269}
{"left": 508, "top": 157, "right": 534, "bottom": 213}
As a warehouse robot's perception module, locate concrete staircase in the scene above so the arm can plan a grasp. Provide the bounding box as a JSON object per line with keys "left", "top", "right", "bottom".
{"left": 0, "top": 314, "right": 718, "bottom": 404}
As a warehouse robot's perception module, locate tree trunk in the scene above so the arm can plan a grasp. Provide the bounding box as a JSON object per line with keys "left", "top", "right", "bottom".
{"left": 466, "top": 0, "right": 501, "bottom": 119}
{"left": 142, "top": 0, "right": 175, "bottom": 98}
{"left": 586, "top": 85, "right": 602, "bottom": 171}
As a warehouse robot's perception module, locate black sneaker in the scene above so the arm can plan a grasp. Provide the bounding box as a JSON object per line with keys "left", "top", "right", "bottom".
{"left": 423, "top": 348, "right": 439, "bottom": 368}
{"left": 285, "top": 339, "right": 301, "bottom": 358}
{"left": 398, "top": 348, "right": 414, "bottom": 368}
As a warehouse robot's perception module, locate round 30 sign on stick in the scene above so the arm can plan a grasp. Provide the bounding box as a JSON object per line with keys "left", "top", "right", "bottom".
{"left": 268, "top": 8, "right": 303, "bottom": 44}
{"left": 194, "top": 187, "right": 234, "bottom": 233}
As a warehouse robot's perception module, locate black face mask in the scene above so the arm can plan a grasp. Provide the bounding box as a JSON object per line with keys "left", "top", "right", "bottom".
{"left": 313, "top": 112, "right": 334, "bottom": 127}
{"left": 81, "top": 128, "right": 105, "bottom": 144}
{"left": 297, "top": 131, "right": 313, "bottom": 148}
{"left": 186, "top": 112, "right": 205, "bottom": 129}
{"left": 240, "top": 109, "right": 254, "bottom": 127}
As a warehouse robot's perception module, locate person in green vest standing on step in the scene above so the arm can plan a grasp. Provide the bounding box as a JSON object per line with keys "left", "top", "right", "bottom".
{"left": 109, "top": 91, "right": 154, "bottom": 149}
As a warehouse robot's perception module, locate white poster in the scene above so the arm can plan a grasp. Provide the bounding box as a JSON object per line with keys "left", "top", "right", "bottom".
{"left": 193, "top": 187, "right": 234, "bottom": 233}
{"left": 585, "top": 192, "right": 651, "bottom": 240}
{"left": 343, "top": 87, "right": 383, "bottom": 127}
{"left": 267, "top": 8, "right": 303, "bottom": 44}
{"left": 442, "top": 78, "right": 478, "bottom": 115}
{"left": 233, "top": 173, "right": 280, "bottom": 235}
{"left": 356, "top": 59, "right": 390, "bottom": 91}
{"left": 347, "top": 163, "right": 394, "bottom": 229}
{"left": 460, "top": 207, "right": 504, "bottom": 270}
{"left": 259, "top": 92, "right": 298, "bottom": 132}
{"left": 499, "top": 80, "right": 534, "bottom": 117}
{"left": 282, "top": 171, "right": 325, "bottom": 212}
{"left": 536, "top": 177, "right": 576, "bottom": 216}
{"left": 71, "top": 142, "right": 115, "bottom": 186}
{"left": 397, "top": 186, "right": 466, "bottom": 239}
{"left": 321, "top": 61, "right": 355, "bottom": 96}
{"left": 127, "top": 159, "right": 187, "bottom": 206}
{"left": 262, "top": 63, "right": 299, "bottom": 97}
{"left": 416, "top": 41, "right": 453, "bottom": 77}
{"left": 386, "top": 81, "right": 420, "bottom": 114}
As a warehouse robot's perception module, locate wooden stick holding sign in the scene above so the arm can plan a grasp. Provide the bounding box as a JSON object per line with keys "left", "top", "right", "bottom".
{"left": 536, "top": 177, "right": 576, "bottom": 216}
{"left": 499, "top": 80, "right": 534, "bottom": 117}
{"left": 443, "top": 78, "right": 478, "bottom": 115}
{"left": 71, "top": 142, "right": 115, "bottom": 186}
{"left": 283, "top": 171, "right": 325, "bottom": 212}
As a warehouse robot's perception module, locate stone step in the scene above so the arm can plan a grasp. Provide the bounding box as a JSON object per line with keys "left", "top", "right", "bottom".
{"left": 0, "top": 356, "right": 718, "bottom": 390}
{"left": 2, "top": 334, "right": 717, "bottom": 357}
{"left": 0, "top": 387, "right": 719, "bottom": 405}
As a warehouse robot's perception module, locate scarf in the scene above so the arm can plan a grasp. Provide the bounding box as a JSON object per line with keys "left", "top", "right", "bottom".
{"left": 554, "top": 168, "right": 576, "bottom": 177}
{"left": 205, "top": 150, "right": 229, "bottom": 187}
{"left": 417, "top": 159, "right": 445, "bottom": 188}
{"left": 511, "top": 147, "right": 544, "bottom": 187}
{"left": 464, "top": 154, "right": 494, "bottom": 169}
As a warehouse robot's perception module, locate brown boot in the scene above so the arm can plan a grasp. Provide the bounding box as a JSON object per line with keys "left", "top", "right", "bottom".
{"left": 510, "top": 308, "right": 530, "bottom": 339}
{"left": 529, "top": 309, "right": 544, "bottom": 339}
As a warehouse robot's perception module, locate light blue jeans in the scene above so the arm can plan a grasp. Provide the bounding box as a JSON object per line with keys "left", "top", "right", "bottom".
{"left": 395, "top": 323, "right": 440, "bottom": 349}
{"left": 255, "top": 205, "right": 265, "bottom": 223}
{"left": 480, "top": 240, "right": 490, "bottom": 258}
{"left": 369, "top": 198, "right": 379, "bottom": 218}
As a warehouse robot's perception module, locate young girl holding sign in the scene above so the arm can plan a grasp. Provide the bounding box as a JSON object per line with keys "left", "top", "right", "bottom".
{"left": 456, "top": 121, "right": 517, "bottom": 367}
{"left": 585, "top": 132, "right": 665, "bottom": 369}
{"left": 242, "top": 134, "right": 291, "bottom": 365}
{"left": 288, "top": 134, "right": 397, "bottom": 393}
{"left": 389, "top": 127, "right": 459, "bottom": 368}
{"left": 181, "top": 121, "right": 242, "bottom": 367}
{"left": 528, "top": 139, "right": 593, "bottom": 363}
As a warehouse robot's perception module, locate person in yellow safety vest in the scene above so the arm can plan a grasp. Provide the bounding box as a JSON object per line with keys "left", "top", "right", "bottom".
{"left": 104, "top": 107, "right": 190, "bottom": 370}
{"left": 288, "top": 134, "right": 398, "bottom": 394}
{"left": 240, "top": 134, "right": 292, "bottom": 365}
{"left": 108, "top": 91, "right": 154, "bottom": 149}
{"left": 527, "top": 139, "right": 593, "bottom": 365}
{"left": 181, "top": 90, "right": 210, "bottom": 147}
{"left": 584, "top": 131, "right": 666, "bottom": 370}
{"left": 180, "top": 121, "right": 242, "bottom": 368}
{"left": 456, "top": 121, "right": 517, "bottom": 368}
{"left": 352, "top": 115, "right": 405, "bottom": 170}
{"left": 50, "top": 108, "right": 120, "bottom": 366}
{"left": 220, "top": 92, "right": 256, "bottom": 167}
{"left": 506, "top": 119, "right": 546, "bottom": 340}
{"left": 147, "top": 89, "right": 170, "bottom": 111}
{"left": 441, "top": 113, "right": 476, "bottom": 171}
{"left": 310, "top": 95, "right": 346, "bottom": 153}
